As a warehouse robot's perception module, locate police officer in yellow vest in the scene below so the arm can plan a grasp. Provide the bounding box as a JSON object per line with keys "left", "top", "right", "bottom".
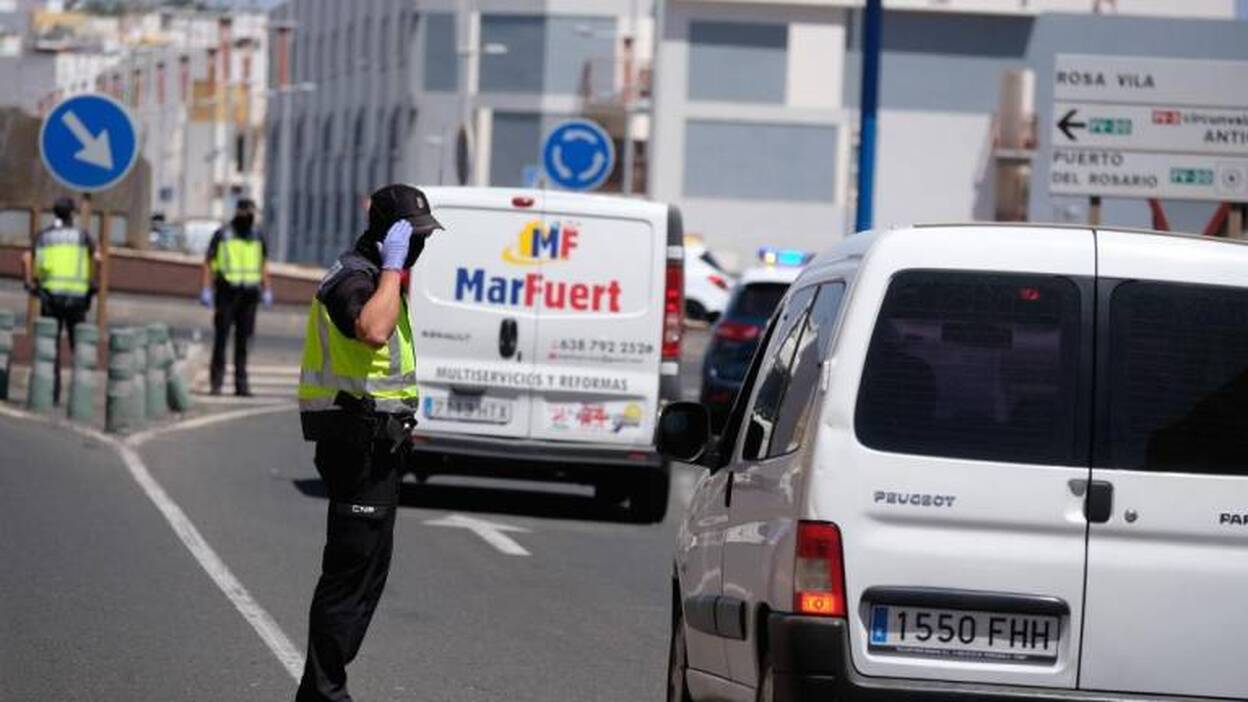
{"left": 295, "top": 184, "right": 441, "bottom": 702}
{"left": 21, "top": 197, "right": 98, "bottom": 404}
{"left": 200, "top": 198, "right": 272, "bottom": 396}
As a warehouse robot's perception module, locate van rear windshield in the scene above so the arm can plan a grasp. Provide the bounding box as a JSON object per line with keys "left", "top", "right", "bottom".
{"left": 855, "top": 271, "right": 1083, "bottom": 466}
{"left": 1108, "top": 281, "right": 1248, "bottom": 475}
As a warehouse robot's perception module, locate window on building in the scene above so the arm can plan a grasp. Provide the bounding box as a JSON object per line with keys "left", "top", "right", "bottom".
{"left": 544, "top": 16, "right": 615, "bottom": 96}
{"left": 379, "top": 7, "right": 391, "bottom": 71}
{"left": 488, "top": 112, "right": 542, "bottom": 187}
{"left": 688, "top": 20, "right": 787, "bottom": 103}
{"left": 345, "top": 21, "right": 355, "bottom": 75}
{"left": 480, "top": 15, "right": 544, "bottom": 94}
{"left": 423, "top": 13, "right": 457, "bottom": 92}
{"left": 360, "top": 14, "right": 372, "bottom": 70}
{"left": 683, "top": 121, "right": 838, "bottom": 202}
{"left": 235, "top": 133, "right": 247, "bottom": 174}
{"left": 855, "top": 271, "right": 1084, "bottom": 466}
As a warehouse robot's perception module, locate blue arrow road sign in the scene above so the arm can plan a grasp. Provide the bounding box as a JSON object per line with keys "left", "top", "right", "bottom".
{"left": 542, "top": 119, "right": 615, "bottom": 192}
{"left": 39, "top": 94, "right": 139, "bottom": 193}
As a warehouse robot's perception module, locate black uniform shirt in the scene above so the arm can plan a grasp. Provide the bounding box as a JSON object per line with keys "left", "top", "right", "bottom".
{"left": 320, "top": 239, "right": 382, "bottom": 340}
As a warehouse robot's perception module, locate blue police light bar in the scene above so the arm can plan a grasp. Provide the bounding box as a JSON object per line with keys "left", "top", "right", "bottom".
{"left": 758, "top": 247, "right": 814, "bottom": 267}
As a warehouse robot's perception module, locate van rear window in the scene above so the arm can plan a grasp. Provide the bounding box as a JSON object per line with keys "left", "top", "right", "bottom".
{"left": 1108, "top": 282, "right": 1248, "bottom": 475}
{"left": 855, "top": 271, "right": 1083, "bottom": 466}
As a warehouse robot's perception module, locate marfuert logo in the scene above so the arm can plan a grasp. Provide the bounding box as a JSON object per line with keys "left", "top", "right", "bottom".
{"left": 501, "top": 220, "right": 579, "bottom": 266}
{"left": 454, "top": 219, "right": 623, "bottom": 313}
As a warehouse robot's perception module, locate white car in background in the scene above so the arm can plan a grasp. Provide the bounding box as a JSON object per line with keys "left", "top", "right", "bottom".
{"left": 683, "top": 236, "right": 734, "bottom": 322}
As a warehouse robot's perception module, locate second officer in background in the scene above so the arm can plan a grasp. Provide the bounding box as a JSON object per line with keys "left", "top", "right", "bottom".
{"left": 200, "top": 198, "right": 272, "bottom": 396}
{"left": 294, "top": 184, "right": 442, "bottom": 702}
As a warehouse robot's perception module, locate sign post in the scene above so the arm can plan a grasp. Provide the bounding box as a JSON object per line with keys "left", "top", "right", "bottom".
{"left": 38, "top": 93, "right": 139, "bottom": 335}
{"left": 1048, "top": 55, "right": 1248, "bottom": 233}
{"left": 542, "top": 119, "right": 616, "bottom": 192}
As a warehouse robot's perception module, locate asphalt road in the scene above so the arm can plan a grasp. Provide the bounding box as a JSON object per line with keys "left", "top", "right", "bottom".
{"left": 0, "top": 329, "right": 714, "bottom": 701}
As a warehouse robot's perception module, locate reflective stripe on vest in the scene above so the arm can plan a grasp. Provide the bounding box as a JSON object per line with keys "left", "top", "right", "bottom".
{"left": 35, "top": 228, "right": 90, "bottom": 297}
{"left": 297, "top": 298, "right": 419, "bottom": 414}
{"left": 213, "top": 230, "right": 263, "bottom": 287}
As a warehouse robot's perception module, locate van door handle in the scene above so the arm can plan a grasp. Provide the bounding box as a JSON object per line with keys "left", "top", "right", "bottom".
{"left": 499, "top": 318, "right": 518, "bottom": 360}
{"left": 1085, "top": 480, "right": 1113, "bottom": 524}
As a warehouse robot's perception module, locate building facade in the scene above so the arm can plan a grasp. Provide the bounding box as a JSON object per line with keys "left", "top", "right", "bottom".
{"left": 649, "top": 0, "right": 1244, "bottom": 266}
{"left": 267, "top": 0, "right": 654, "bottom": 265}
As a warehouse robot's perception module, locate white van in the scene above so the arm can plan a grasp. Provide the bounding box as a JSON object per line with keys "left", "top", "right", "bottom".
{"left": 407, "top": 187, "right": 684, "bottom": 522}
{"left": 658, "top": 224, "right": 1248, "bottom": 700}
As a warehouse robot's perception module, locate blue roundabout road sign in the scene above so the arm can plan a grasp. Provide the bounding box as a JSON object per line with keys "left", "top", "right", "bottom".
{"left": 39, "top": 93, "right": 139, "bottom": 193}
{"left": 542, "top": 119, "right": 615, "bottom": 192}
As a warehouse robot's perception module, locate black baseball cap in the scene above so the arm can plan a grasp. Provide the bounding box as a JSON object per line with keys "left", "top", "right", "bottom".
{"left": 368, "top": 184, "right": 443, "bottom": 237}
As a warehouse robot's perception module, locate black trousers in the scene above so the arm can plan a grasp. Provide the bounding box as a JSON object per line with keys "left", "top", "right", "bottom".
{"left": 210, "top": 284, "right": 259, "bottom": 393}
{"left": 40, "top": 296, "right": 88, "bottom": 405}
{"left": 297, "top": 437, "right": 405, "bottom": 702}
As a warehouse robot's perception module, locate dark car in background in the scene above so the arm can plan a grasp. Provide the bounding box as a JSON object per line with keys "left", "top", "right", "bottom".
{"left": 699, "top": 250, "right": 808, "bottom": 429}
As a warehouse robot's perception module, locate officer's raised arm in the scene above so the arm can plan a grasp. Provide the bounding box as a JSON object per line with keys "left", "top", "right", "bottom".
{"left": 354, "top": 220, "right": 413, "bottom": 348}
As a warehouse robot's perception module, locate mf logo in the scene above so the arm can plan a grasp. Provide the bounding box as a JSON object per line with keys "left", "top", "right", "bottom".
{"left": 502, "top": 220, "right": 580, "bottom": 266}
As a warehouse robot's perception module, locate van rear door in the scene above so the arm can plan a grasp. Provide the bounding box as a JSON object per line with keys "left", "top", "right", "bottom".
{"left": 408, "top": 190, "right": 544, "bottom": 440}
{"left": 526, "top": 195, "right": 666, "bottom": 446}
{"left": 1079, "top": 231, "right": 1248, "bottom": 698}
{"left": 830, "top": 227, "right": 1094, "bottom": 689}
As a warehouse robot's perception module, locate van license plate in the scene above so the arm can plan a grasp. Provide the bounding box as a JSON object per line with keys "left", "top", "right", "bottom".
{"left": 424, "top": 397, "right": 513, "bottom": 425}
{"left": 868, "top": 606, "right": 1059, "bottom": 664}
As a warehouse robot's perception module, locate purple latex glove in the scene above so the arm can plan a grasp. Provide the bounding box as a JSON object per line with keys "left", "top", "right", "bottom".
{"left": 199, "top": 287, "right": 213, "bottom": 308}
{"left": 379, "top": 219, "right": 414, "bottom": 270}
{"left": 261, "top": 288, "right": 274, "bottom": 307}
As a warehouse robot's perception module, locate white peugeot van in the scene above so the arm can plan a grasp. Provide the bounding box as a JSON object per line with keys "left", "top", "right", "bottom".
{"left": 657, "top": 224, "right": 1248, "bottom": 700}
{"left": 406, "top": 187, "right": 684, "bottom": 522}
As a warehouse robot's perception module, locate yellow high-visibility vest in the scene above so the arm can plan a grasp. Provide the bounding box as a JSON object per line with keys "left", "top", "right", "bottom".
{"left": 212, "top": 229, "right": 264, "bottom": 287}
{"left": 297, "top": 298, "right": 419, "bottom": 415}
{"left": 35, "top": 227, "right": 91, "bottom": 297}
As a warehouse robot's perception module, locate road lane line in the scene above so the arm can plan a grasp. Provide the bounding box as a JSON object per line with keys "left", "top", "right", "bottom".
{"left": 128, "top": 404, "right": 293, "bottom": 447}
{"left": 113, "top": 442, "right": 306, "bottom": 680}
{"left": 425, "top": 513, "right": 532, "bottom": 556}
{"left": 0, "top": 404, "right": 306, "bottom": 681}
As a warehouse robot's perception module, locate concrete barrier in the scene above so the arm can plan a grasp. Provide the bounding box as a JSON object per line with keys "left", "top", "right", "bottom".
{"left": 145, "top": 323, "right": 168, "bottom": 420}
{"left": 0, "top": 309, "right": 13, "bottom": 400}
{"left": 106, "top": 329, "right": 140, "bottom": 434}
{"left": 26, "top": 317, "right": 56, "bottom": 413}
{"left": 68, "top": 322, "right": 99, "bottom": 423}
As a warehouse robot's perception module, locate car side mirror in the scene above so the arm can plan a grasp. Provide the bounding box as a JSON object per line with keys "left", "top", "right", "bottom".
{"left": 656, "top": 401, "right": 712, "bottom": 464}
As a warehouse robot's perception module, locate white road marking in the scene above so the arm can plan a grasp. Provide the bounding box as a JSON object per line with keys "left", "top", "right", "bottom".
{"left": 0, "top": 404, "right": 306, "bottom": 681}
{"left": 128, "top": 404, "right": 293, "bottom": 447}
{"left": 425, "top": 513, "right": 532, "bottom": 556}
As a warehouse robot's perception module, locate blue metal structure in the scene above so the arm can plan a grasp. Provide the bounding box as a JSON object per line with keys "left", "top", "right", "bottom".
{"left": 855, "top": 0, "right": 883, "bottom": 232}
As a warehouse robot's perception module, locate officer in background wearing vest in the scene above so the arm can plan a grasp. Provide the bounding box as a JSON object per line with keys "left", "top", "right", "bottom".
{"left": 21, "top": 197, "right": 99, "bottom": 404}
{"left": 295, "top": 184, "right": 441, "bottom": 702}
{"left": 200, "top": 198, "right": 272, "bottom": 396}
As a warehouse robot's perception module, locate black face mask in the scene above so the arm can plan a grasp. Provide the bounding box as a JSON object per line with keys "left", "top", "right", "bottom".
{"left": 403, "top": 232, "right": 427, "bottom": 269}
{"left": 233, "top": 213, "right": 255, "bottom": 233}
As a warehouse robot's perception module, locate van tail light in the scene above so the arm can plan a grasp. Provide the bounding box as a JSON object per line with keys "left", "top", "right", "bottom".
{"left": 715, "top": 320, "right": 760, "bottom": 343}
{"left": 663, "top": 258, "right": 684, "bottom": 361}
{"left": 708, "top": 274, "right": 729, "bottom": 290}
{"left": 512, "top": 196, "right": 535, "bottom": 208}
{"left": 794, "top": 521, "right": 846, "bottom": 617}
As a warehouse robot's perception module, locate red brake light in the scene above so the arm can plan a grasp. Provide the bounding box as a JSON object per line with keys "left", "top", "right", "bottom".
{"left": 512, "top": 196, "right": 535, "bottom": 208}
{"left": 1019, "top": 287, "right": 1041, "bottom": 302}
{"left": 715, "top": 320, "right": 761, "bottom": 342}
{"left": 663, "top": 259, "right": 684, "bottom": 361}
{"left": 794, "top": 521, "right": 846, "bottom": 617}
{"left": 708, "top": 274, "right": 729, "bottom": 290}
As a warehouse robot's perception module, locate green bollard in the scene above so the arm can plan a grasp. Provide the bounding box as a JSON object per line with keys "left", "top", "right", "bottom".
{"left": 145, "top": 324, "right": 168, "bottom": 420}
{"left": 164, "top": 330, "right": 193, "bottom": 413}
{"left": 106, "top": 329, "right": 140, "bottom": 434}
{"left": 0, "top": 309, "right": 13, "bottom": 401}
{"left": 67, "top": 323, "right": 99, "bottom": 423}
{"left": 26, "top": 317, "right": 57, "bottom": 413}
{"left": 131, "top": 328, "right": 147, "bottom": 421}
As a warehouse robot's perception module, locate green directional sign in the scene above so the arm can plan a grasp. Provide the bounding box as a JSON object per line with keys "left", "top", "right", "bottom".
{"left": 1089, "top": 118, "right": 1132, "bottom": 136}
{"left": 1170, "top": 168, "right": 1214, "bottom": 186}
